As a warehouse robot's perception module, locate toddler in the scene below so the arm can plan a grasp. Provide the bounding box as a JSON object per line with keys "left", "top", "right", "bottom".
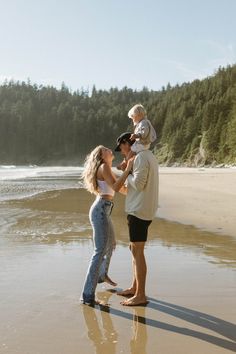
{"left": 117, "top": 104, "right": 156, "bottom": 170}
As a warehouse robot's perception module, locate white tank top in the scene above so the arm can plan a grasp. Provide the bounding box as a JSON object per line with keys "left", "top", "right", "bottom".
{"left": 97, "top": 179, "right": 115, "bottom": 197}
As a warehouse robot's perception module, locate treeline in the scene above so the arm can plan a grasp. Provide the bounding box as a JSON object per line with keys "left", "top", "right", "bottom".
{"left": 0, "top": 64, "right": 235, "bottom": 166}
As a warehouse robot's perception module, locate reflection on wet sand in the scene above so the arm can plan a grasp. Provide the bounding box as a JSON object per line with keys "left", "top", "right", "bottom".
{"left": 82, "top": 292, "right": 118, "bottom": 354}
{"left": 82, "top": 307, "right": 117, "bottom": 354}
{"left": 130, "top": 308, "right": 147, "bottom": 354}
{"left": 82, "top": 291, "right": 148, "bottom": 354}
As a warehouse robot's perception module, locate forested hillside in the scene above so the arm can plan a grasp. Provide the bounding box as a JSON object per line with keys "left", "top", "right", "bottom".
{"left": 0, "top": 64, "right": 235, "bottom": 166}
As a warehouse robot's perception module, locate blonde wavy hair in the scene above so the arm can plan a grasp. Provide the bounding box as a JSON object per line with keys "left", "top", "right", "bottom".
{"left": 128, "top": 103, "right": 147, "bottom": 119}
{"left": 82, "top": 145, "right": 105, "bottom": 195}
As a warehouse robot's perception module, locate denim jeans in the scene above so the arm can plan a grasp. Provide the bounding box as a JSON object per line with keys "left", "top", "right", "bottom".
{"left": 81, "top": 196, "right": 115, "bottom": 303}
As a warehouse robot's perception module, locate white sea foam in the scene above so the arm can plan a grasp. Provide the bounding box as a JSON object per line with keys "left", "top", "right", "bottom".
{"left": 0, "top": 166, "right": 83, "bottom": 181}
{"left": 0, "top": 166, "right": 84, "bottom": 202}
{"left": 0, "top": 165, "right": 16, "bottom": 169}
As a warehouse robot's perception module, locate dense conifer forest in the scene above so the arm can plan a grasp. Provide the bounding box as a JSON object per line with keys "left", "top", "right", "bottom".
{"left": 0, "top": 64, "right": 235, "bottom": 166}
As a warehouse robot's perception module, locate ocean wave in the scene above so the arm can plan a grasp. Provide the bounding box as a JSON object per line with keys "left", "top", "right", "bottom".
{"left": 0, "top": 166, "right": 84, "bottom": 181}
{"left": 0, "top": 184, "right": 83, "bottom": 203}
{"left": 0, "top": 167, "right": 84, "bottom": 202}
{"left": 0, "top": 165, "right": 16, "bottom": 169}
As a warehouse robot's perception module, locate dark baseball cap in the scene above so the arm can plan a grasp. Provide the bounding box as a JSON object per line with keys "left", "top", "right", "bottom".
{"left": 114, "top": 132, "right": 134, "bottom": 152}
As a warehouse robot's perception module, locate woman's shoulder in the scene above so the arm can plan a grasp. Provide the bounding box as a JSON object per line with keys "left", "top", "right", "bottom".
{"left": 99, "top": 162, "right": 111, "bottom": 171}
{"left": 97, "top": 162, "right": 112, "bottom": 177}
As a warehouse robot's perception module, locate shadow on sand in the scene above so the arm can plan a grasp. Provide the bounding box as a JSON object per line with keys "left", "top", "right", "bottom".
{"left": 81, "top": 292, "right": 236, "bottom": 353}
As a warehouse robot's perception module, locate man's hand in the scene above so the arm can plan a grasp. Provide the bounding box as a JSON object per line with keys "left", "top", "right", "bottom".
{"left": 116, "top": 158, "right": 127, "bottom": 171}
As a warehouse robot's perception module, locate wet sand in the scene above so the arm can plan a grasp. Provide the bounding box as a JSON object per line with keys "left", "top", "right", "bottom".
{"left": 1, "top": 184, "right": 236, "bottom": 354}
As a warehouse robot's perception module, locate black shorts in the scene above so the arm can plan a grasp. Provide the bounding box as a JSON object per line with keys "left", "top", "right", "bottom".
{"left": 127, "top": 214, "right": 152, "bottom": 242}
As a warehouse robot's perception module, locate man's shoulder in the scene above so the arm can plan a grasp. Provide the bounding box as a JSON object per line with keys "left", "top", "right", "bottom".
{"left": 137, "top": 150, "right": 154, "bottom": 159}
{"left": 134, "top": 150, "right": 157, "bottom": 165}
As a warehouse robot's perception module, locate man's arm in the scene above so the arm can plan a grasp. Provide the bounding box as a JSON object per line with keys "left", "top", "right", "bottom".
{"left": 127, "top": 154, "right": 149, "bottom": 191}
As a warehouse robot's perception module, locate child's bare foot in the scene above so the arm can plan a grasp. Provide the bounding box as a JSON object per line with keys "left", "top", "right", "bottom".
{"left": 104, "top": 275, "right": 117, "bottom": 287}
{"left": 116, "top": 288, "right": 136, "bottom": 297}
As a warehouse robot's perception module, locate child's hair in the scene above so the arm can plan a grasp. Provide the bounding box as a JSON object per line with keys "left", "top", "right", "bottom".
{"left": 128, "top": 104, "right": 147, "bottom": 119}
{"left": 82, "top": 145, "right": 104, "bottom": 195}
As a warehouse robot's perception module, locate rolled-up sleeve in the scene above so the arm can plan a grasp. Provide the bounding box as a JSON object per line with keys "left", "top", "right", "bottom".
{"left": 127, "top": 155, "right": 149, "bottom": 191}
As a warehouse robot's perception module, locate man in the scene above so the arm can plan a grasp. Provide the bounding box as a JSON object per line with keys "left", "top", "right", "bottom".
{"left": 114, "top": 132, "right": 159, "bottom": 306}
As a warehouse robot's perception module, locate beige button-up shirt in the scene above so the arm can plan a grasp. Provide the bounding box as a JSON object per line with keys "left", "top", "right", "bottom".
{"left": 125, "top": 150, "right": 159, "bottom": 220}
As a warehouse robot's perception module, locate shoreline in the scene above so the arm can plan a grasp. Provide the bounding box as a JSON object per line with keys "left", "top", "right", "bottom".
{"left": 3, "top": 187, "right": 236, "bottom": 267}
{"left": 3, "top": 165, "right": 236, "bottom": 238}
{"left": 1, "top": 162, "right": 236, "bottom": 168}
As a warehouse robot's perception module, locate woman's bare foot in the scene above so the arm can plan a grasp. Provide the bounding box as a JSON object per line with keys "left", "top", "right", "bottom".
{"left": 95, "top": 299, "right": 109, "bottom": 306}
{"left": 81, "top": 299, "right": 109, "bottom": 307}
{"left": 104, "top": 275, "right": 117, "bottom": 287}
{"left": 116, "top": 288, "right": 136, "bottom": 297}
{"left": 120, "top": 295, "right": 149, "bottom": 306}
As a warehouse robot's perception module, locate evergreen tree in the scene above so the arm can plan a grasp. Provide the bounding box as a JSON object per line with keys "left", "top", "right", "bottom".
{"left": 0, "top": 64, "right": 235, "bottom": 165}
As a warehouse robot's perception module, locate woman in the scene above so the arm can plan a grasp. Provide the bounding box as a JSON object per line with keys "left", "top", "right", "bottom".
{"left": 80, "top": 145, "right": 133, "bottom": 305}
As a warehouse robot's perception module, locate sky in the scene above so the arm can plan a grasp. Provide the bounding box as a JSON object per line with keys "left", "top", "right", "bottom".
{"left": 0, "top": 0, "right": 235, "bottom": 92}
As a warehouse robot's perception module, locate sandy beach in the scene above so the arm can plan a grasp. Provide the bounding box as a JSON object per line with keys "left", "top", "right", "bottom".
{"left": 0, "top": 166, "right": 236, "bottom": 354}
{"left": 158, "top": 167, "right": 236, "bottom": 238}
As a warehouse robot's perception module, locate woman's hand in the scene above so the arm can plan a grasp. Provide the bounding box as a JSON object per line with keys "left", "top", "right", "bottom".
{"left": 125, "top": 156, "right": 135, "bottom": 173}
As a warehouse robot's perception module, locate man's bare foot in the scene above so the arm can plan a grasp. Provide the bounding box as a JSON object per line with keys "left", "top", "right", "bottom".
{"left": 120, "top": 295, "right": 149, "bottom": 306}
{"left": 116, "top": 288, "right": 136, "bottom": 297}
{"left": 104, "top": 275, "right": 117, "bottom": 287}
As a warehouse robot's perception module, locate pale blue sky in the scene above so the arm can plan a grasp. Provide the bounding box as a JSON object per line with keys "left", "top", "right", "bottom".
{"left": 0, "top": 0, "right": 235, "bottom": 91}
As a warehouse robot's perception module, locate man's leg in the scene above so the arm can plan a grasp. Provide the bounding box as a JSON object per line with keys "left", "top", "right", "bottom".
{"left": 121, "top": 242, "right": 148, "bottom": 306}
{"left": 117, "top": 214, "right": 151, "bottom": 302}
{"left": 117, "top": 245, "right": 136, "bottom": 296}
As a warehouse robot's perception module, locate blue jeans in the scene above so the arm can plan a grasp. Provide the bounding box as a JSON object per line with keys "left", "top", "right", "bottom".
{"left": 81, "top": 196, "right": 115, "bottom": 303}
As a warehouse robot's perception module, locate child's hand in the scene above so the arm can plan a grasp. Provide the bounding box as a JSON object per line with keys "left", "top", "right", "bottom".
{"left": 130, "top": 133, "right": 137, "bottom": 141}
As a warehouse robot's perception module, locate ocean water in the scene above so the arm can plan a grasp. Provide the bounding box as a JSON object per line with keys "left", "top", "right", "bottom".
{"left": 0, "top": 166, "right": 88, "bottom": 242}
{"left": 0, "top": 165, "right": 83, "bottom": 202}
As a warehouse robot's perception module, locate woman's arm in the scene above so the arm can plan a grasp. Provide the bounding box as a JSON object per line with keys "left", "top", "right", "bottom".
{"left": 118, "top": 185, "right": 128, "bottom": 195}
{"left": 100, "top": 160, "right": 133, "bottom": 193}
{"left": 112, "top": 172, "right": 128, "bottom": 195}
